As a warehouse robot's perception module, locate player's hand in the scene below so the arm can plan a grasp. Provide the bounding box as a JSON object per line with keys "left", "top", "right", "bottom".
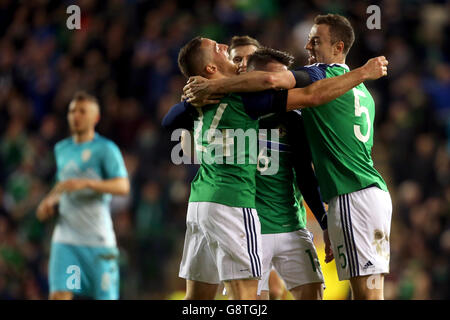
{"left": 36, "top": 196, "right": 57, "bottom": 221}
{"left": 55, "top": 179, "right": 91, "bottom": 193}
{"left": 362, "top": 56, "right": 388, "bottom": 80}
{"left": 183, "top": 76, "right": 223, "bottom": 106}
{"left": 323, "top": 229, "right": 334, "bottom": 263}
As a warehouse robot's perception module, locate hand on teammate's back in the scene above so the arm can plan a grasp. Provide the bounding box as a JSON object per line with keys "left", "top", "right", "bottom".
{"left": 361, "top": 56, "right": 389, "bottom": 80}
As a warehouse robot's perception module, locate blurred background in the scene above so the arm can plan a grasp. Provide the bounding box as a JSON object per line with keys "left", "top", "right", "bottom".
{"left": 0, "top": 0, "right": 448, "bottom": 300}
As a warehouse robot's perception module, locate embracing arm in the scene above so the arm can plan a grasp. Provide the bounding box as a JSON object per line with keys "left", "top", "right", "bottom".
{"left": 183, "top": 70, "right": 296, "bottom": 105}
{"left": 286, "top": 56, "right": 388, "bottom": 110}
{"left": 161, "top": 101, "right": 196, "bottom": 131}
{"left": 207, "top": 70, "right": 296, "bottom": 93}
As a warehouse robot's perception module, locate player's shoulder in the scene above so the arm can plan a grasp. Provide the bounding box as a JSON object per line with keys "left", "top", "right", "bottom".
{"left": 301, "top": 63, "right": 329, "bottom": 70}
{"left": 54, "top": 137, "right": 73, "bottom": 153}
{"left": 301, "top": 63, "right": 349, "bottom": 71}
{"left": 221, "top": 93, "right": 243, "bottom": 104}
{"left": 94, "top": 134, "right": 120, "bottom": 151}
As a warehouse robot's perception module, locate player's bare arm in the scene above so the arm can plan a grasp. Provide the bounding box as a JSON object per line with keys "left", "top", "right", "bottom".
{"left": 36, "top": 190, "right": 61, "bottom": 221}
{"left": 286, "top": 56, "right": 388, "bottom": 110}
{"left": 184, "top": 70, "right": 296, "bottom": 105}
{"left": 37, "top": 177, "right": 129, "bottom": 222}
{"left": 55, "top": 177, "right": 130, "bottom": 195}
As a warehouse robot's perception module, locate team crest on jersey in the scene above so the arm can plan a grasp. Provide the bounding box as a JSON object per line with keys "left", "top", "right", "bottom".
{"left": 82, "top": 149, "right": 91, "bottom": 162}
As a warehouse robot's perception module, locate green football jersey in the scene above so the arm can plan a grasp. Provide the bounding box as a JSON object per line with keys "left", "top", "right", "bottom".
{"left": 189, "top": 93, "right": 259, "bottom": 208}
{"left": 256, "top": 114, "right": 306, "bottom": 234}
{"left": 300, "top": 63, "right": 388, "bottom": 202}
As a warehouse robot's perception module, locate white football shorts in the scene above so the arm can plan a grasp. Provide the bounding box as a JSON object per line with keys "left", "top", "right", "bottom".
{"left": 327, "top": 186, "right": 392, "bottom": 281}
{"left": 179, "top": 202, "right": 262, "bottom": 283}
{"left": 257, "top": 229, "right": 324, "bottom": 293}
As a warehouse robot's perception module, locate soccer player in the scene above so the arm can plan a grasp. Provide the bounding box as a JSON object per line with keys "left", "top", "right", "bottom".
{"left": 162, "top": 36, "right": 387, "bottom": 300}
{"left": 229, "top": 37, "right": 327, "bottom": 300}
{"left": 36, "top": 92, "right": 129, "bottom": 300}
{"left": 184, "top": 14, "right": 392, "bottom": 300}
{"left": 228, "top": 35, "right": 261, "bottom": 74}
{"left": 229, "top": 35, "right": 289, "bottom": 300}
{"left": 246, "top": 48, "right": 326, "bottom": 300}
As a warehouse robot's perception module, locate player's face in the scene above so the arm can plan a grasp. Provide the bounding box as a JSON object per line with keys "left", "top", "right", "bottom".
{"left": 201, "top": 38, "right": 237, "bottom": 75}
{"left": 67, "top": 101, "right": 99, "bottom": 135}
{"left": 230, "top": 45, "right": 258, "bottom": 74}
{"left": 305, "top": 24, "right": 335, "bottom": 64}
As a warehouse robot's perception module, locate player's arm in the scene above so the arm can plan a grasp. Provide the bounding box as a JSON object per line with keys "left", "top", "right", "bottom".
{"left": 285, "top": 56, "right": 388, "bottom": 110}
{"left": 37, "top": 176, "right": 130, "bottom": 222}
{"left": 36, "top": 183, "right": 62, "bottom": 221}
{"left": 184, "top": 70, "right": 296, "bottom": 106}
{"left": 161, "top": 101, "right": 196, "bottom": 131}
{"left": 69, "top": 178, "right": 129, "bottom": 195}
{"left": 37, "top": 148, "right": 62, "bottom": 221}
{"left": 286, "top": 113, "right": 334, "bottom": 262}
{"left": 285, "top": 113, "right": 327, "bottom": 230}
{"left": 56, "top": 177, "right": 130, "bottom": 195}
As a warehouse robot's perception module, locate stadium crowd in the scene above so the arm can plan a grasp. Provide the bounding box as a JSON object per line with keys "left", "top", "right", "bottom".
{"left": 0, "top": 0, "right": 448, "bottom": 299}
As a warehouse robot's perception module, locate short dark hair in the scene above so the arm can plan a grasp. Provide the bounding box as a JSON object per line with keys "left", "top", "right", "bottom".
{"left": 71, "top": 91, "right": 98, "bottom": 105}
{"left": 228, "top": 35, "right": 261, "bottom": 52}
{"left": 314, "top": 13, "right": 355, "bottom": 55}
{"left": 177, "top": 36, "right": 204, "bottom": 78}
{"left": 247, "top": 47, "right": 294, "bottom": 70}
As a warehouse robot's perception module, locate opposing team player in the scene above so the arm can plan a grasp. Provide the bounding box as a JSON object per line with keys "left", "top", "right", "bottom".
{"left": 163, "top": 36, "right": 388, "bottom": 300}
{"left": 37, "top": 92, "right": 129, "bottom": 300}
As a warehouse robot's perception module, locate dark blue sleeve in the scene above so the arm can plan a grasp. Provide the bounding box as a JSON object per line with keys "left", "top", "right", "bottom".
{"left": 284, "top": 112, "right": 328, "bottom": 230}
{"left": 240, "top": 90, "right": 287, "bottom": 120}
{"left": 295, "top": 64, "right": 327, "bottom": 83}
{"left": 161, "top": 101, "right": 196, "bottom": 131}
{"left": 290, "top": 70, "right": 313, "bottom": 88}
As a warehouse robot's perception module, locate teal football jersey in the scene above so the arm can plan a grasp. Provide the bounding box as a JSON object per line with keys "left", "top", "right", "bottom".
{"left": 52, "top": 133, "right": 128, "bottom": 247}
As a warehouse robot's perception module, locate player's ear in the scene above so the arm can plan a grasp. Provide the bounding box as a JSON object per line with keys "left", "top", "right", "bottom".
{"left": 333, "top": 41, "right": 345, "bottom": 56}
{"left": 204, "top": 64, "right": 217, "bottom": 75}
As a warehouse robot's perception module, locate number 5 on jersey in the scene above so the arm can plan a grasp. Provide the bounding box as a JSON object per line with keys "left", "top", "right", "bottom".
{"left": 353, "top": 88, "right": 371, "bottom": 143}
